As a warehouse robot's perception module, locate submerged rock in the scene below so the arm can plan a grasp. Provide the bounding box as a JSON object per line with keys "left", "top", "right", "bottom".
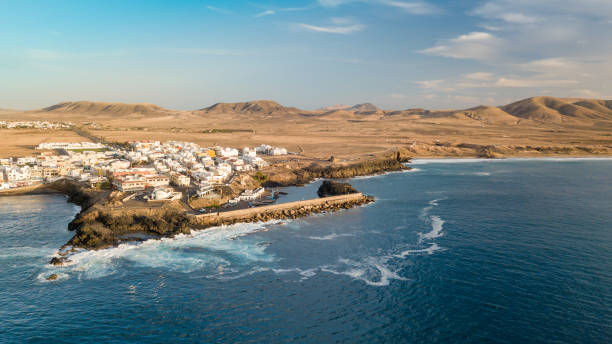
{"left": 317, "top": 180, "right": 359, "bottom": 198}
{"left": 46, "top": 274, "right": 59, "bottom": 281}
{"left": 49, "top": 257, "right": 66, "bottom": 266}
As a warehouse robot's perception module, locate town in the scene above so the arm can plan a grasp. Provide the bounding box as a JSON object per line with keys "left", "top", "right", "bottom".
{"left": 0, "top": 120, "right": 73, "bottom": 130}
{"left": 0, "top": 140, "right": 288, "bottom": 209}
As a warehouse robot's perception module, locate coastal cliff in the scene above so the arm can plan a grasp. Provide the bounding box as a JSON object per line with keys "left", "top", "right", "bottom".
{"left": 262, "top": 149, "right": 412, "bottom": 187}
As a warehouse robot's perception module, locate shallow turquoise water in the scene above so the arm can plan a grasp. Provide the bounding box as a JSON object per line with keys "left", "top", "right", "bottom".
{"left": 1, "top": 159, "right": 611, "bottom": 343}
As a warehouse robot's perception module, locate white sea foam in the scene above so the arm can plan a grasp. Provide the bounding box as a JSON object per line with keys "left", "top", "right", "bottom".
{"left": 40, "top": 221, "right": 280, "bottom": 280}
{"left": 321, "top": 257, "right": 409, "bottom": 287}
{"left": 419, "top": 216, "right": 445, "bottom": 242}
{"left": 395, "top": 243, "right": 444, "bottom": 257}
{"left": 36, "top": 272, "right": 69, "bottom": 283}
{"left": 306, "top": 233, "right": 354, "bottom": 241}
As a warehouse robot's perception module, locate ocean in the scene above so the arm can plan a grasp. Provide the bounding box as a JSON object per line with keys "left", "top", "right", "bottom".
{"left": 1, "top": 159, "right": 611, "bottom": 343}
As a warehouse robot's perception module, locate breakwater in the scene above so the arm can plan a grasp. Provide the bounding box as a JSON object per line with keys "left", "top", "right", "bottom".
{"left": 50, "top": 192, "right": 373, "bottom": 264}
{"left": 193, "top": 193, "right": 372, "bottom": 226}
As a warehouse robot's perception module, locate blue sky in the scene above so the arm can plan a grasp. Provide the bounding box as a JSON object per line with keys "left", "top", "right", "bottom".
{"left": 1, "top": 0, "right": 611, "bottom": 110}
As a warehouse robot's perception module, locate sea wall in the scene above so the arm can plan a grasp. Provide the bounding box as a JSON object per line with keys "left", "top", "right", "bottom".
{"left": 192, "top": 193, "right": 372, "bottom": 227}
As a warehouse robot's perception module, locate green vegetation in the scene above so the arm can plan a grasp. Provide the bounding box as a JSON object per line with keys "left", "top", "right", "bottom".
{"left": 68, "top": 148, "right": 109, "bottom": 153}
{"left": 253, "top": 171, "right": 268, "bottom": 183}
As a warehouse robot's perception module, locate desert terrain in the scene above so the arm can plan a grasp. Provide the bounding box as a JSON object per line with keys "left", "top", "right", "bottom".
{"left": 1, "top": 96, "right": 611, "bottom": 160}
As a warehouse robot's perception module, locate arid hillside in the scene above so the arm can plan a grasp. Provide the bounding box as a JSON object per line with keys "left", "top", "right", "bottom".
{"left": 195, "top": 100, "right": 307, "bottom": 116}
{"left": 41, "top": 101, "right": 178, "bottom": 117}
{"left": 1, "top": 96, "right": 611, "bottom": 159}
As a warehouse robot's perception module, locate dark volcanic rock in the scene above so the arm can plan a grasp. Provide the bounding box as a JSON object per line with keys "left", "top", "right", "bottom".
{"left": 317, "top": 180, "right": 359, "bottom": 198}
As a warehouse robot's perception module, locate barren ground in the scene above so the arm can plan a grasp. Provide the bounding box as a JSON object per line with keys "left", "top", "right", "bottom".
{"left": 1, "top": 110, "right": 611, "bottom": 160}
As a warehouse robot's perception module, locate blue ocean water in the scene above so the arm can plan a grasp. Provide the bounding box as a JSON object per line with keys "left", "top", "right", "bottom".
{"left": 1, "top": 159, "right": 611, "bottom": 343}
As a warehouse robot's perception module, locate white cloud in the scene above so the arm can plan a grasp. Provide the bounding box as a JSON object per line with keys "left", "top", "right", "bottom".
{"left": 255, "top": 10, "right": 275, "bottom": 18}
{"left": 415, "top": 80, "right": 456, "bottom": 92}
{"left": 472, "top": 3, "right": 537, "bottom": 24}
{"left": 419, "top": 31, "right": 500, "bottom": 60}
{"left": 296, "top": 20, "right": 365, "bottom": 34}
{"left": 317, "top": 0, "right": 352, "bottom": 6}
{"left": 495, "top": 78, "right": 577, "bottom": 88}
{"left": 464, "top": 72, "right": 494, "bottom": 80}
{"left": 379, "top": 1, "right": 439, "bottom": 14}
{"left": 317, "top": 0, "right": 439, "bottom": 14}
{"left": 453, "top": 32, "right": 493, "bottom": 42}
{"left": 518, "top": 58, "right": 578, "bottom": 72}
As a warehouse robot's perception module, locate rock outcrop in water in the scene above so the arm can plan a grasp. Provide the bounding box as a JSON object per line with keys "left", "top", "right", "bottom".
{"left": 317, "top": 181, "right": 359, "bottom": 198}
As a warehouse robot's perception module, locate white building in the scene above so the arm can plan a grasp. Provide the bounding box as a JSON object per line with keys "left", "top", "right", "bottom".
{"left": 239, "top": 187, "right": 265, "bottom": 201}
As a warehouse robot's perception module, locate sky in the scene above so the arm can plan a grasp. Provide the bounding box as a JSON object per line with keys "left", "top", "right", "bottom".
{"left": 1, "top": 0, "right": 611, "bottom": 110}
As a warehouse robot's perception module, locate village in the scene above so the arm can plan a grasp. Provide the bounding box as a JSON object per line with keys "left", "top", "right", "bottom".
{"left": 0, "top": 120, "right": 73, "bottom": 130}
{"left": 0, "top": 140, "right": 289, "bottom": 211}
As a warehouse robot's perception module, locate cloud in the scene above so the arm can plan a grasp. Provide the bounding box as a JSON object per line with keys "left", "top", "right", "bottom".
{"left": 379, "top": 1, "right": 439, "bottom": 14}
{"left": 317, "top": 0, "right": 352, "bottom": 6}
{"left": 464, "top": 72, "right": 494, "bottom": 80}
{"left": 453, "top": 32, "right": 493, "bottom": 41}
{"left": 255, "top": 10, "right": 275, "bottom": 18}
{"left": 317, "top": 0, "right": 439, "bottom": 14}
{"left": 494, "top": 78, "right": 577, "bottom": 88}
{"left": 296, "top": 19, "right": 365, "bottom": 34}
{"left": 472, "top": 3, "right": 537, "bottom": 24}
{"left": 517, "top": 58, "right": 578, "bottom": 73}
{"left": 415, "top": 80, "right": 456, "bottom": 92}
{"left": 419, "top": 31, "right": 500, "bottom": 60}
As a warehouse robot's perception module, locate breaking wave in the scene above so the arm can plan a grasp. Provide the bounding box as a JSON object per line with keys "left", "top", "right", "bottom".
{"left": 320, "top": 257, "right": 409, "bottom": 287}
{"left": 40, "top": 221, "right": 280, "bottom": 281}
{"left": 37, "top": 198, "right": 450, "bottom": 287}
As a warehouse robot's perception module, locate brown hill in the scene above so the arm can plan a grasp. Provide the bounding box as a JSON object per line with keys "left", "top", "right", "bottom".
{"left": 350, "top": 103, "right": 379, "bottom": 113}
{"left": 197, "top": 100, "right": 306, "bottom": 116}
{"left": 42, "top": 101, "right": 174, "bottom": 116}
{"left": 501, "top": 96, "right": 612, "bottom": 123}
{"left": 456, "top": 105, "right": 521, "bottom": 125}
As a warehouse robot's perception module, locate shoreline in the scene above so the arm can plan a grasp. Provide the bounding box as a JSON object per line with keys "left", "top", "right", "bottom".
{"left": 4, "top": 152, "right": 612, "bottom": 268}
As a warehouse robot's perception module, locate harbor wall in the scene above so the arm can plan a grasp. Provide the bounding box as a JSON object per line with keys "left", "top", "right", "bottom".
{"left": 193, "top": 193, "right": 366, "bottom": 223}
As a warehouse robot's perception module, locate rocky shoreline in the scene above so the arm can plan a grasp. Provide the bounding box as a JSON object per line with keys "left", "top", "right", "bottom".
{"left": 3, "top": 152, "right": 414, "bottom": 268}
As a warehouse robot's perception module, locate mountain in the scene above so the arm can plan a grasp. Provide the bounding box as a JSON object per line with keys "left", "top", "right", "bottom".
{"left": 350, "top": 103, "right": 379, "bottom": 113}
{"left": 42, "top": 101, "right": 174, "bottom": 116}
{"left": 319, "top": 104, "right": 351, "bottom": 111}
{"left": 197, "top": 100, "right": 305, "bottom": 116}
{"left": 455, "top": 105, "right": 521, "bottom": 124}
{"left": 26, "top": 96, "right": 612, "bottom": 126}
{"left": 501, "top": 96, "right": 612, "bottom": 123}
